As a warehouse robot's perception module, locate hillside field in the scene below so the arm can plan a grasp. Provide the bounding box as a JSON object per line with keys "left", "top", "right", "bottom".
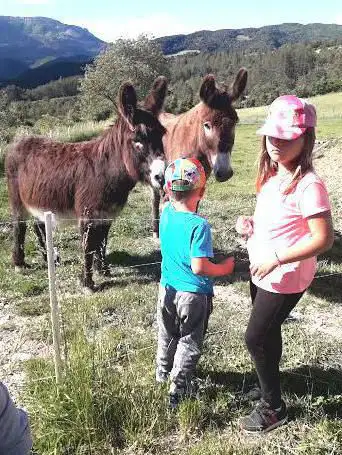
{"left": 0, "top": 94, "right": 342, "bottom": 454}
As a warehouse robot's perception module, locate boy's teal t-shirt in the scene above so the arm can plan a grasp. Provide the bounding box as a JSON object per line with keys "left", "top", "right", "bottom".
{"left": 159, "top": 202, "right": 214, "bottom": 295}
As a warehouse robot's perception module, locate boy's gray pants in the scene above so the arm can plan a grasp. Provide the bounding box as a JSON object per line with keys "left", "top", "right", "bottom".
{"left": 156, "top": 285, "right": 212, "bottom": 390}
{"left": 0, "top": 382, "right": 32, "bottom": 455}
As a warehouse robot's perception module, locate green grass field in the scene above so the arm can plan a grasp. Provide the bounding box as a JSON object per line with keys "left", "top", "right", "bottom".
{"left": 0, "top": 94, "right": 342, "bottom": 454}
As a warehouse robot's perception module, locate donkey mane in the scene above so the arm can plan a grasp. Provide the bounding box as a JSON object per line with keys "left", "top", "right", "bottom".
{"left": 95, "top": 115, "right": 138, "bottom": 180}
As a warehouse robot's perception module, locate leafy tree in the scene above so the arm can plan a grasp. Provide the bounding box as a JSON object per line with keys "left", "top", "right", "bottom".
{"left": 79, "top": 35, "right": 170, "bottom": 120}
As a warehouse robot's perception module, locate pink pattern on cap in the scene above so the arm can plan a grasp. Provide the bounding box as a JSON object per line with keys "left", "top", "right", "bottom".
{"left": 256, "top": 95, "right": 317, "bottom": 140}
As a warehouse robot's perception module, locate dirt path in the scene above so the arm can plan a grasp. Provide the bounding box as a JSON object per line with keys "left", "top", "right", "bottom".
{"left": 0, "top": 296, "right": 50, "bottom": 402}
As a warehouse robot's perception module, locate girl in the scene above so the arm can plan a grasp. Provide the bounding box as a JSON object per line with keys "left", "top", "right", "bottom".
{"left": 236, "top": 95, "right": 334, "bottom": 432}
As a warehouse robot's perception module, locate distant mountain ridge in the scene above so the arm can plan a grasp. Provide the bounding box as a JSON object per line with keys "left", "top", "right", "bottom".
{"left": 156, "top": 23, "right": 342, "bottom": 54}
{"left": 0, "top": 16, "right": 105, "bottom": 80}
{"left": 1, "top": 17, "right": 342, "bottom": 88}
{"left": 0, "top": 16, "right": 105, "bottom": 64}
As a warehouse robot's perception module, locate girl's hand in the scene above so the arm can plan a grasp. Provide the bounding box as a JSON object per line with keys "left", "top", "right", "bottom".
{"left": 250, "top": 255, "right": 279, "bottom": 280}
{"left": 235, "top": 216, "right": 254, "bottom": 237}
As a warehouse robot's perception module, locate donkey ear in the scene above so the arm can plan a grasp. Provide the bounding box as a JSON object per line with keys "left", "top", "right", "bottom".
{"left": 118, "top": 82, "right": 137, "bottom": 120}
{"left": 228, "top": 68, "right": 248, "bottom": 102}
{"left": 144, "top": 76, "right": 168, "bottom": 116}
{"left": 199, "top": 74, "right": 217, "bottom": 105}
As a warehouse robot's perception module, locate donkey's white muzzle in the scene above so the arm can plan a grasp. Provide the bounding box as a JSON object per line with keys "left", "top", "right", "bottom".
{"left": 150, "top": 158, "right": 165, "bottom": 188}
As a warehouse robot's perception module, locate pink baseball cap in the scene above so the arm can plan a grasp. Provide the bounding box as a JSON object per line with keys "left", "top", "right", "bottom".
{"left": 256, "top": 95, "right": 317, "bottom": 140}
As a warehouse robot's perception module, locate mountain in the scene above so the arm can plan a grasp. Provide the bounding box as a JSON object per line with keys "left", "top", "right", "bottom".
{"left": 156, "top": 23, "right": 342, "bottom": 55}
{"left": 2, "top": 18, "right": 342, "bottom": 89}
{"left": 0, "top": 58, "right": 28, "bottom": 80}
{"left": 0, "top": 16, "right": 105, "bottom": 79}
{"left": 5, "top": 57, "right": 93, "bottom": 89}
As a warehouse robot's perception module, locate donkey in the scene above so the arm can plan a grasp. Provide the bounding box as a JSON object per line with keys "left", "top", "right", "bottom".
{"left": 145, "top": 68, "right": 248, "bottom": 236}
{"left": 5, "top": 79, "right": 167, "bottom": 290}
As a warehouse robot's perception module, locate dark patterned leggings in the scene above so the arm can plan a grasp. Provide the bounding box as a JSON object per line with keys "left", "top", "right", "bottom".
{"left": 245, "top": 280, "right": 304, "bottom": 408}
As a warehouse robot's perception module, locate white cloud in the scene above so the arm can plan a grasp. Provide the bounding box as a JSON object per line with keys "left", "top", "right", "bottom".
{"left": 64, "top": 14, "right": 198, "bottom": 42}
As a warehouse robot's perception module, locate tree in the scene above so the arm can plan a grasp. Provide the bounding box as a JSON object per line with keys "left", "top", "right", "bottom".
{"left": 78, "top": 35, "right": 170, "bottom": 120}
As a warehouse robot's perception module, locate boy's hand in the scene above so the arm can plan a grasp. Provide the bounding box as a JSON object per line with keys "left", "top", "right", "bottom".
{"left": 191, "top": 256, "right": 235, "bottom": 277}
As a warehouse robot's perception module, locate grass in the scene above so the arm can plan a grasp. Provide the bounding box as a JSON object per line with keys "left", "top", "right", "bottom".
{"left": 0, "top": 92, "right": 342, "bottom": 454}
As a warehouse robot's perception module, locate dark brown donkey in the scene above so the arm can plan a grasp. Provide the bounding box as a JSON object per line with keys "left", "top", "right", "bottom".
{"left": 6, "top": 79, "right": 167, "bottom": 290}
{"left": 145, "top": 68, "right": 248, "bottom": 236}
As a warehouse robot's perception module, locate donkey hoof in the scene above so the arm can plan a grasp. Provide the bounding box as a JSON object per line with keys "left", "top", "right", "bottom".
{"left": 152, "top": 234, "right": 160, "bottom": 247}
{"left": 53, "top": 247, "right": 61, "bottom": 266}
{"left": 14, "top": 263, "right": 30, "bottom": 273}
{"left": 94, "top": 266, "right": 111, "bottom": 277}
{"left": 83, "top": 286, "right": 95, "bottom": 295}
{"left": 79, "top": 275, "right": 96, "bottom": 293}
{"left": 101, "top": 269, "right": 111, "bottom": 277}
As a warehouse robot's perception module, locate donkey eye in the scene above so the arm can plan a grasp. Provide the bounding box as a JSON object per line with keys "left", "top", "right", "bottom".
{"left": 203, "top": 122, "right": 212, "bottom": 131}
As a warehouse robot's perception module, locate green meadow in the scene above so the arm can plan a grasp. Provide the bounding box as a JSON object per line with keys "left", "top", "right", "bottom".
{"left": 0, "top": 93, "right": 342, "bottom": 454}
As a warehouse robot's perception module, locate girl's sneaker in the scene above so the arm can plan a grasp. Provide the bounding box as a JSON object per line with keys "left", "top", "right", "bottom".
{"left": 240, "top": 399, "right": 288, "bottom": 432}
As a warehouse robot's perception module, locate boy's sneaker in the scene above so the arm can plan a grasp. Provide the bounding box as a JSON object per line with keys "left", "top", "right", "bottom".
{"left": 240, "top": 399, "right": 288, "bottom": 433}
{"left": 168, "top": 382, "right": 185, "bottom": 410}
{"left": 168, "top": 379, "right": 199, "bottom": 410}
{"left": 169, "top": 390, "right": 183, "bottom": 409}
{"left": 155, "top": 367, "right": 169, "bottom": 384}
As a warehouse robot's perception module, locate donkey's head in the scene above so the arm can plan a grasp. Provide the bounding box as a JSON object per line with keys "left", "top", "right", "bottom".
{"left": 118, "top": 78, "right": 167, "bottom": 189}
{"left": 198, "top": 68, "right": 247, "bottom": 181}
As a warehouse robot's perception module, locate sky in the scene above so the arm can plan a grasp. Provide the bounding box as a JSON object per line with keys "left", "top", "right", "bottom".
{"left": 1, "top": 0, "right": 342, "bottom": 42}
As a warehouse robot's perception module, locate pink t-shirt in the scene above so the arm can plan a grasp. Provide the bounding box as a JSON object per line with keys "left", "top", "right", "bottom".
{"left": 247, "top": 171, "right": 331, "bottom": 294}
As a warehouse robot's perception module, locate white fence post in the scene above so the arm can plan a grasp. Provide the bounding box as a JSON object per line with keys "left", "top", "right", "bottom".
{"left": 44, "top": 211, "right": 62, "bottom": 384}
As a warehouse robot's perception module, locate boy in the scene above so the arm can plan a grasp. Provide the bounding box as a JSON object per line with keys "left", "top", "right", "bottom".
{"left": 156, "top": 157, "right": 235, "bottom": 408}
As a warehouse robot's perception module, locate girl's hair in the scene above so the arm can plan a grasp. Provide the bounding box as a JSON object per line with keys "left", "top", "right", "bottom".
{"left": 255, "top": 127, "right": 316, "bottom": 194}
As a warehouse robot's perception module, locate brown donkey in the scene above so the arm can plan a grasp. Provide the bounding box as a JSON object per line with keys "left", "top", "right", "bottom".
{"left": 6, "top": 79, "right": 167, "bottom": 290}
{"left": 145, "top": 69, "right": 248, "bottom": 236}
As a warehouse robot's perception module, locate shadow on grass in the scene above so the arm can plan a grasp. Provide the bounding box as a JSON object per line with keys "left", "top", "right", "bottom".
{"left": 103, "top": 247, "right": 251, "bottom": 290}
{"left": 96, "top": 250, "right": 162, "bottom": 290}
{"left": 197, "top": 364, "right": 342, "bottom": 428}
{"left": 213, "top": 247, "right": 250, "bottom": 285}
{"left": 310, "top": 230, "right": 342, "bottom": 304}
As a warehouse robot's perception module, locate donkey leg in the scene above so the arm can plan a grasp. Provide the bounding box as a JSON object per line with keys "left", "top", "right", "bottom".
{"left": 34, "top": 220, "right": 61, "bottom": 266}
{"left": 94, "top": 222, "right": 111, "bottom": 276}
{"left": 80, "top": 221, "right": 102, "bottom": 290}
{"left": 33, "top": 220, "right": 47, "bottom": 263}
{"left": 7, "top": 173, "right": 28, "bottom": 269}
{"left": 12, "top": 218, "right": 27, "bottom": 270}
{"left": 151, "top": 188, "right": 161, "bottom": 238}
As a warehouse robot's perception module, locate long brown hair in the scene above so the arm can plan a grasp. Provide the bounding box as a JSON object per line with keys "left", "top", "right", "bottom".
{"left": 255, "top": 127, "right": 316, "bottom": 194}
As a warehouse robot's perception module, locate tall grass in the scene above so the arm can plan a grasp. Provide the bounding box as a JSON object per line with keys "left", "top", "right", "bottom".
{"left": 25, "top": 296, "right": 175, "bottom": 454}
